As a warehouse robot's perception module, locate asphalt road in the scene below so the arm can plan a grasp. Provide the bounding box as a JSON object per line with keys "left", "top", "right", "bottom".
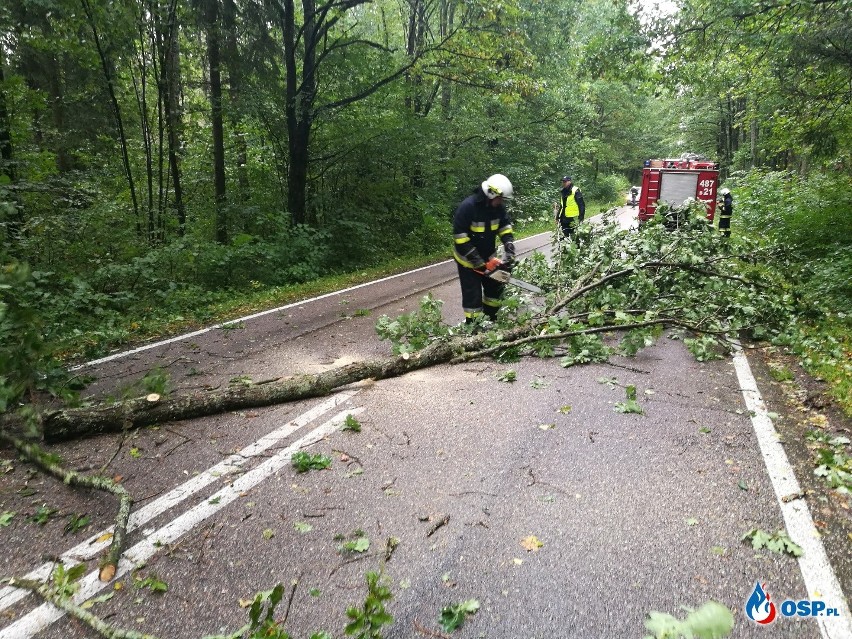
{"left": 0, "top": 208, "right": 849, "bottom": 639}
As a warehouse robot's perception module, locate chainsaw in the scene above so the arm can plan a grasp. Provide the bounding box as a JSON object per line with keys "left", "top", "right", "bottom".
{"left": 475, "top": 263, "right": 543, "bottom": 294}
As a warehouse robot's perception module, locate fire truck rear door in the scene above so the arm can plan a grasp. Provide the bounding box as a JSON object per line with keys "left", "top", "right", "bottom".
{"left": 658, "top": 172, "right": 698, "bottom": 208}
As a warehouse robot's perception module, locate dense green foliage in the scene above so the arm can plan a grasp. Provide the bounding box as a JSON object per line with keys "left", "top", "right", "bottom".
{"left": 379, "top": 202, "right": 795, "bottom": 365}
{"left": 733, "top": 169, "right": 852, "bottom": 411}
{"left": 0, "top": 0, "right": 849, "bottom": 412}
{"left": 734, "top": 170, "right": 852, "bottom": 310}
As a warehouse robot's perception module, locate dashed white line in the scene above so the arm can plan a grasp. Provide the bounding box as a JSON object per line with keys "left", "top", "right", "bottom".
{"left": 0, "top": 391, "right": 357, "bottom": 614}
{"left": 733, "top": 345, "right": 851, "bottom": 638}
{"left": 0, "top": 406, "right": 363, "bottom": 639}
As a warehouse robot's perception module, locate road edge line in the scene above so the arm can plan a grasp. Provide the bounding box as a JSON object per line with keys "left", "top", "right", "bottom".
{"left": 73, "top": 233, "right": 551, "bottom": 369}
{"left": 732, "top": 344, "right": 851, "bottom": 638}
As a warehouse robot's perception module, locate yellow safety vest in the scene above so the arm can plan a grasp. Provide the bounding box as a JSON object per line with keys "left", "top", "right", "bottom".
{"left": 561, "top": 187, "right": 580, "bottom": 219}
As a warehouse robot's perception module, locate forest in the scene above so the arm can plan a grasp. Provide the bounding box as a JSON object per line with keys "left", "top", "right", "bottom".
{"left": 1, "top": 0, "right": 850, "bottom": 413}
{"left": 0, "top": 2, "right": 850, "bottom": 638}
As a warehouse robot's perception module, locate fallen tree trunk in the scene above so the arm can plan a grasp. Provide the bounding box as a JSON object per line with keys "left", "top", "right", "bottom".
{"left": 36, "top": 315, "right": 717, "bottom": 441}
{"left": 39, "top": 338, "right": 468, "bottom": 441}
{"left": 2, "top": 208, "right": 783, "bottom": 444}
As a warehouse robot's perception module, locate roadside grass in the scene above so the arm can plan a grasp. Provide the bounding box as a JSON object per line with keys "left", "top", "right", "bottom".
{"left": 779, "top": 314, "right": 852, "bottom": 417}
{"left": 731, "top": 170, "right": 852, "bottom": 417}
{"left": 58, "top": 199, "right": 617, "bottom": 364}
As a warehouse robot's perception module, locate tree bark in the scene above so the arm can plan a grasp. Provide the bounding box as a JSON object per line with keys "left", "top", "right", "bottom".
{"left": 0, "top": 49, "right": 25, "bottom": 244}
{"left": 9, "top": 578, "right": 160, "bottom": 639}
{"left": 205, "top": 0, "right": 228, "bottom": 243}
{"left": 282, "top": 0, "right": 316, "bottom": 225}
{"left": 159, "top": 0, "right": 186, "bottom": 235}
{"left": 38, "top": 338, "right": 468, "bottom": 441}
{"left": 81, "top": 0, "right": 141, "bottom": 235}
{"left": 222, "top": 0, "right": 250, "bottom": 204}
{"left": 0, "top": 432, "right": 133, "bottom": 584}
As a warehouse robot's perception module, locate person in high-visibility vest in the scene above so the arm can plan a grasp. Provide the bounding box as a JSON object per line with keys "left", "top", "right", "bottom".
{"left": 452, "top": 174, "right": 516, "bottom": 322}
{"left": 719, "top": 188, "right": 733, "bottom": 237}
{"left": 557, "top": 176, "right": 585, "bottom": 239}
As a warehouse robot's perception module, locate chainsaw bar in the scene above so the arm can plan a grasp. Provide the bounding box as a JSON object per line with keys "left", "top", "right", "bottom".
{"left": 483, "top": 268, "right": 543, "bottom": 294}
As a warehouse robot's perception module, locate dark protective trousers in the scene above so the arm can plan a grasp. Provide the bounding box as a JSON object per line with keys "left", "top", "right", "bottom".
{"left": 457, "top": 263, "right": 505, "bottom": 321}
{"left": 560, "top": 216, "right": 579, "bottom": 239}
{"left": 719, "top": 214, "right": 731, "bottom": 237}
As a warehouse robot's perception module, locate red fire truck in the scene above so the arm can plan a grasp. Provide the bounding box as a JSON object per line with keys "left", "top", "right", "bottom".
{"left": 638, "top": 156, "right": 720, "bottom": 223}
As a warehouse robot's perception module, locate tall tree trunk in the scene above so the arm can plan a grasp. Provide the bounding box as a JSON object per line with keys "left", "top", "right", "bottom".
{"left": 159, "top": 0, "right": 186, "bottom": 235}
{"left": 749, "top": 96, "right": 758, "bottom": 169}
{"left": 282, "top": 0, "right": 315, "bottom": 225}
{"left": 81, "top": 0, "right": 142, "bottom": 236}
{"left": 130, "top": 11, "right": 156, "bottom": 242}
{"left": 48, "top": 54, "right": 72, "bottom": 173}
{"left": 439, "top": 0, "right": 454, "bottom": 117}
{"left": 0, "top": 50, "right": 25, "bottom": 245}
{"left": 80, "top": 0, "right": 142, "bottom": 235}
{"left": 205, "top": 0, "right": 228, "bottom": 243}
{"left": 223, "top": 0, "right": 250, "bottom": 205}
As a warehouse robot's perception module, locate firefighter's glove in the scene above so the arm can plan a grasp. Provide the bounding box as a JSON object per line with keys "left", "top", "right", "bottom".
{"left": 462, "top": 246, "right": 486, "bottom": 270}
{"left": 504, "top": 241, "right": 516, "bottom": 261}
{"left": 484, "top": 257, "right": 502, "bottom": 274}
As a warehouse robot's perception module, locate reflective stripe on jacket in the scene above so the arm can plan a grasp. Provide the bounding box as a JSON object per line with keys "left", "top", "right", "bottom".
{"left": 452, "top": 193, "right": 514, "bottom": 268}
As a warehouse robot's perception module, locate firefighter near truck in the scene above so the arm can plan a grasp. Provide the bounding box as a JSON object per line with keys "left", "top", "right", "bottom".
{"left": 637, "top": 156, "right": 720, "bottom": 228}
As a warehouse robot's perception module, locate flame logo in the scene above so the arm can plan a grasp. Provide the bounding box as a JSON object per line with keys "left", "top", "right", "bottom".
{"left": 745, "top": 582, "right": 777, "bottom": 625}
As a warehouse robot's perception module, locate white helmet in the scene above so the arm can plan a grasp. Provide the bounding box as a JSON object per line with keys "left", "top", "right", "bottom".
{"left": 481, "top": 174, "right": 514, "bottom": 200}
{"left": 720, "top": 188, "right": 730, "bottom": 195}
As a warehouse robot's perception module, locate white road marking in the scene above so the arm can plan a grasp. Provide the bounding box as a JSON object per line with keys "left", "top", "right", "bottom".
{"left": 0, "top": 391, "right": 357, "bottom": 613}
{"left": 733, "top": 346, "right": 852, "bottom": 638}
{"left": 0, "top": 406, "right": 363, "bottom": 639}
{"left": 72, "top": 234, "right": 551, "bottom": 370}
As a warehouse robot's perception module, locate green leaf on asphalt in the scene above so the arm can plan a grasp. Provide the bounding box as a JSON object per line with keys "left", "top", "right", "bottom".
{"left": 64, "top": 513, "right": 91, "bottom": 535}
{"left": 0, "top": 511, "right": 15, "bottom": 526}
{"left": 342, "top": 536, "right": 370, "bottom": 553}
{"left": 530, "top": 377, "right": 549, "bottom": 389}
{"left": 341, "top": 414, "right": 362, "bottom": 432}
{"left": 439, "top": 599, "right": 480, "bottom": 632}
{"left": 615, "top": 399, "right": 644, "bottom": 414}
{"left": 134, "top": 575, "right": 168, "bottom": 593}
{"left": 496, "top": 369, "right": 517, "bottom": 383}
{"left": 644, "top": 600, "right": 733, "bottom": 639}
{"left": 29, "top": 505, "right": 56, "bottom": 526}
{"left": 291, "top": 451, "right": 332, "bottom": 473}
{"left": 294, "top": 521, "right": 313, "bottom": 533}
{"left": 742, "top": 528, "right": 803, "bottom": 557}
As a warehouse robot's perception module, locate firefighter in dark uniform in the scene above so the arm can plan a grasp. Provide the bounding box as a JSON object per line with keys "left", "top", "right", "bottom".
{"left": 557, "top": 176, "right": 585, "bottom": 239}
{"left": 452, "top": 174, "right": 516, "bottom": 322}
{"left": 718, "top": 188, "right": 733, "bottom": 237}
